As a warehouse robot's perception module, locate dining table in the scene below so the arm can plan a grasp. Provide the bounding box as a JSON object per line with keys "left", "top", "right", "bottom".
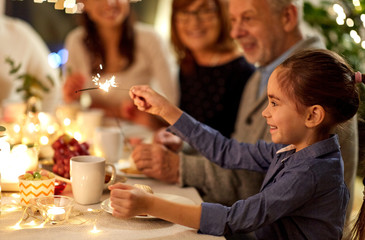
{"left": 0, "top": 110, "right": 226, "bottom": 240}
{"left": 0, "top": 172, "right": 225, "bottom": 240}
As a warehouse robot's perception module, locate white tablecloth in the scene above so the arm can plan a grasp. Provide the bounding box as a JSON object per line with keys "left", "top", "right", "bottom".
{"left": 0, "top": 176, "right": 224, "bottom": 240}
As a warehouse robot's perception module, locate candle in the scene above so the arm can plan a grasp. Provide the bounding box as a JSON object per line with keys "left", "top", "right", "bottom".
{"left": 47, "top": 206, "right": 66, "bottom": 222}
{"left": 36, "top": 196, "right": 74, "bottom": 224}
{"left": 0, "top": 140, "right": 38, "bottom": 191}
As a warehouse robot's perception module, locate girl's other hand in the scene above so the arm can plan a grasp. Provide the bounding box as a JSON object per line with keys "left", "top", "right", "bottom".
{"left": 63, "top": 72, "right": 86, "bottom": 103}
{"left": 109, "top": 183, "right": 152, "bottom": 218}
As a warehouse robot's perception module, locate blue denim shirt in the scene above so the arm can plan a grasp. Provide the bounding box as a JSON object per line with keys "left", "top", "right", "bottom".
{"left": 169, "top": 113, "right": 349, "bottom": 240}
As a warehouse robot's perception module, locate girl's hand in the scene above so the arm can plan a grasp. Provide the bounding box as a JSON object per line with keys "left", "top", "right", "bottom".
{"left": 129, "top": 85, "right": 168, "bottom": 115}
{"left": 129, "top": 85, "right": 183, "bottom": 125}
{"left": 63, "top": 72, "right": 86, "bottom": 103}
{"left": 108, "top": 183, "right": 152, "bottom": 218}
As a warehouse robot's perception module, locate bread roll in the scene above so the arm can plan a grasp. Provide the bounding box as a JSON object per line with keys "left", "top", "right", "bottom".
{"left": 133, "top": 184, "right": 153, "bottom": 194}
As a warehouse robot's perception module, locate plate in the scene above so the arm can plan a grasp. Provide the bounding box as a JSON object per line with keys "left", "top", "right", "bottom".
{"left": 116, "top": 161, "right": 147, "bottom": 179}
{"left": 101, "top": 193, "right": 196, "bottom": 218}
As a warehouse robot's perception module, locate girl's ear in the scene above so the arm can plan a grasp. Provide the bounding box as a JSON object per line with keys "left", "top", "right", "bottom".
{"left": 305, "top": 105, "right": 325, "bottom": 128}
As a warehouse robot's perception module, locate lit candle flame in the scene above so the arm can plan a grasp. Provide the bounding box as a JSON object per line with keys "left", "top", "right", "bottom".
{"left": 90, "top": 224, "right": 101, "bottom": 234}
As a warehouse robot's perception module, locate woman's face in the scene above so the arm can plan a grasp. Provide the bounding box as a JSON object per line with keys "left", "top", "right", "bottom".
{"left": 174, "top": 0, "right": 220, "bottom": 53}
{"left": 83, "top": 0, "right": 130, "bottom": 28}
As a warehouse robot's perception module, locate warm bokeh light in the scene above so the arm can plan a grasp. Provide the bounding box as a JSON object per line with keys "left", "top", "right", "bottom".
{"left": 40, "top": 136, "right": 49, "bottom": 145}
{"left": 346, "top": 18, "right": 354, "bottom": 27}
{"left": 63, "top": 118, "right": 71, "bottom": 126}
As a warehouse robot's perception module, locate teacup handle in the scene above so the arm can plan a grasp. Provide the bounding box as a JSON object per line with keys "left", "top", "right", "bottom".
{"left": 104, "top": 163, "right": 116, "bottom": 189}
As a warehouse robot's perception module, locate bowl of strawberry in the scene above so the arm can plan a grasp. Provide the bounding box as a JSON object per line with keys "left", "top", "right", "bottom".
{"left": 52, "top": 135, "right": 90, "bottom": 179}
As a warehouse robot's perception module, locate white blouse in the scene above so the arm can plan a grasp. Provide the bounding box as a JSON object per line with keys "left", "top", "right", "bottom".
{"left": 64, "top": 23, "right": 179, "bottom": 108}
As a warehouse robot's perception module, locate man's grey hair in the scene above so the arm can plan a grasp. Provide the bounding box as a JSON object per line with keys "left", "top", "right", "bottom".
{"left": 267, "top": 0, "right": 303, "bottom": 22}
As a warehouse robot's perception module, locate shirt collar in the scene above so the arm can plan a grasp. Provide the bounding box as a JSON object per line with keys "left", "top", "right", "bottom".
{"left": 276, "top": 144, "right": 296, "bottom": 154}
{"left": 275, "top": 135, "right": 341, "bottom": 162}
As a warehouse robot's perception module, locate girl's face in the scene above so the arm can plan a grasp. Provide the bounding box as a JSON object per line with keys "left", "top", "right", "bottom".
{"left": 262, "top": 69, "right": 310, "bottom": 151}
{"left": 83, "top": 0, "right": 130, "bottom": 28}
{"left": 174, "top": 0, "right": 220, "bottom": 53}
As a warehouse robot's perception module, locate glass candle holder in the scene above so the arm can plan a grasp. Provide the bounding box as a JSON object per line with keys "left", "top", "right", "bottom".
{"left": 36, "top": 195, "right": 74, "bottom": 224}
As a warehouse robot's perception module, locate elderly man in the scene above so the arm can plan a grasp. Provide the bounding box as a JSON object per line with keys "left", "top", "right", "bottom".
{"left": 132, "top": 0, "right": 358, "bottom": 232}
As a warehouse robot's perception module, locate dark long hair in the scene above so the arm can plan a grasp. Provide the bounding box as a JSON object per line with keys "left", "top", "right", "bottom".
{"left": 80, "top": 11, "right": 136, "bottom": 74}
{"left": 170, "top": 0, "right": 237, "bottom": 75}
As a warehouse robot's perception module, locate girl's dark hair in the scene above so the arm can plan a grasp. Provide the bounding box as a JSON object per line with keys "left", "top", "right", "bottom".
{"left": 170, "top": 0, "right": 236, "bottom": 75}
{"left": 277, "top": 49, "right": 362, "bottom": 127}
{"left": 80, "top": 10, "right": 136, "bottom": 74}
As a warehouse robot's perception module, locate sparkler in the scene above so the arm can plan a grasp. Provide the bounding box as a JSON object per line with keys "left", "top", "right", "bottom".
{"left": 75, "top": 74, "right": 121, "bottom": 93}
{"left": 75, "top": 68, "right": 129, "bottom": 93}
{"left": 74, "top": 65, "right": 135, "bottom": 151}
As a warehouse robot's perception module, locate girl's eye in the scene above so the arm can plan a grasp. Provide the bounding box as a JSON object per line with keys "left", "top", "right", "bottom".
{"left": 270, "top": 101, "right": 277, "bottom": 107}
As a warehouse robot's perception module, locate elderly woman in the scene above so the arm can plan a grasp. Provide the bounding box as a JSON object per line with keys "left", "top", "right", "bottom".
{"left": 171, "top": 0, "right": 254, "bottom": 137}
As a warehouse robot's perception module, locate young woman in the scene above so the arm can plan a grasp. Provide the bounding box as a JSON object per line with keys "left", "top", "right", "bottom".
{"left": 62, "top": 0, "right": 178, "bottom": 129}
{"left": 171, "top": 0, "right": 254, "bottom": 137}
{"left": 109, "top": 49, "right": 363, "bottom": 239}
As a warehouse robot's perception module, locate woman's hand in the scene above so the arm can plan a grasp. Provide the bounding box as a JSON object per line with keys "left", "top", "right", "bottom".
{"left": 154, "top": 128, "right": 183, "bottom": 153}
{"left": 63, "top": 72, "right": 86, "bottom": 103}
{"left": 109, "top": 183, "right": 153, "bottom": 218}
{"left": 129, "top": 85, "right": 183, "bottom": 125}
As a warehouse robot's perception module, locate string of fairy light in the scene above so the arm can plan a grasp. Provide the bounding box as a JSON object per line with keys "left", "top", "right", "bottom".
{"left": 331, "top": 0, "right": 365, "bottom": 49}
{"left": 30, "top": 0, "right": 364, "bottom": 49}
{"left": 31, "top": 0, "right": 142, "bottom": 14}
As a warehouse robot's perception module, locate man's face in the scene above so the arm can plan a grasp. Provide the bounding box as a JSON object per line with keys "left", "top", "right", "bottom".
{"left": 229, "top": 0, "right": 288, "bottom": 66}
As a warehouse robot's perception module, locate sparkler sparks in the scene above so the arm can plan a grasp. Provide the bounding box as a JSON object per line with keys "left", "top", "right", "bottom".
{"left": 75, "top": 64, "right": 119, "bottom": 93}
{"left": 94, "top": 76, "right": 117, "bottom": 92}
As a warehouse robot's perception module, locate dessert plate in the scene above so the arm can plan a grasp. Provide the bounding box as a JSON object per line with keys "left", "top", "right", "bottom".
{"left": 101, "top": 193, "right": 196, "bottom": 219}
{"left": 116, "top": 161, "right": 147, "bottom": 179}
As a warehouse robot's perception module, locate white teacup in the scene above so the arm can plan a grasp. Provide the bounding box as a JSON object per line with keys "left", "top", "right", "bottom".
{"left": 70, "top": 156, "right": 116, "bottom": 205}
{"left": 93, "top": 127, "right": 124, "bottom": 164}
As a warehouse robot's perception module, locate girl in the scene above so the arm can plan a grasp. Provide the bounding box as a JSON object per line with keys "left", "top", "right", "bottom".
{"left": 62, "top": 0, "right": 178, "bottom": 129}
{"left": 109, "top": 49, "right": 363, "bottom": 239}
